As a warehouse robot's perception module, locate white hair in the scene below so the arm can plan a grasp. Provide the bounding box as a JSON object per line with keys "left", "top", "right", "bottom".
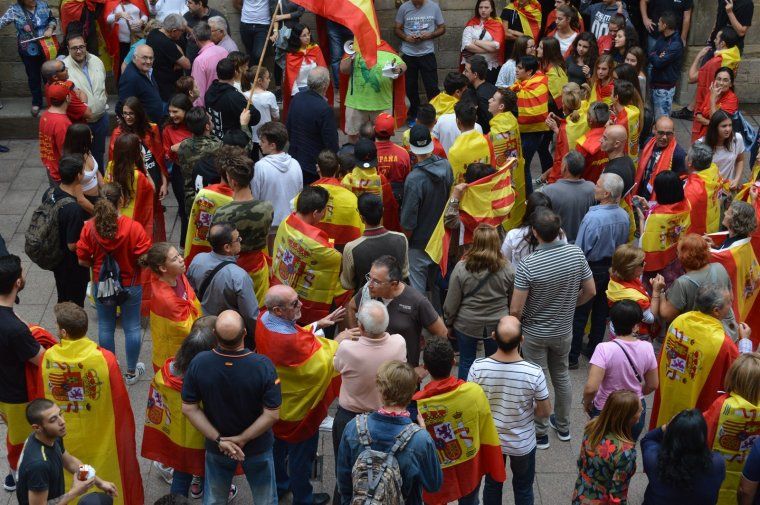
{"left": 599, "top": 172, "right": 624, "bottom": 201}
{"left": 357, "top": 300, "right": 389, "bottom": 337}
{"left": 208, "top": 15, "right": 228, "bottom": 33}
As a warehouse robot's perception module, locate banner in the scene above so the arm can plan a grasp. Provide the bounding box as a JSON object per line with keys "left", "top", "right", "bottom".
{"left": 149, "top": 273, "right": 201, "bottom": 371}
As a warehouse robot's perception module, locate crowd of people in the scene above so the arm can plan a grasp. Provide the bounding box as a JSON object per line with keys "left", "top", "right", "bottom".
{"left": 1, "top": 0, "right": 760, "bottom": 503}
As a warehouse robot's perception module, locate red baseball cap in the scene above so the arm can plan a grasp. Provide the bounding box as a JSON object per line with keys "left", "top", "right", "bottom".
{"left": 47, "top": 83, "right": 70, "bottom": 103}
{"left": 374, "top": 113, "right": 396, "bottom": 137}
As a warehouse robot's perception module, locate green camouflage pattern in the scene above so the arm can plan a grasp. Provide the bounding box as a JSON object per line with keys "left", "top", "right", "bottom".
{"left": 213, "top": 199, "right": 274, "bottom": 252}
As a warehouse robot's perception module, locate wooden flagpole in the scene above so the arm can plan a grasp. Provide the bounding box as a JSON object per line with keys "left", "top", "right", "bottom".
{"left": 246, "top": 0, "right": 282, "bottom": 108}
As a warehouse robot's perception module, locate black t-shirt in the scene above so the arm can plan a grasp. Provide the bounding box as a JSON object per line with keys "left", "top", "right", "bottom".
{"left": 146, "top": 29, "right": 184, "bottom": 101}
{"left": 182, "top": 347, "right": 281, "bottom": 456}
{"left": 645, "top": 0, "right": 693, "bottom": 37}
{"left": 712, "top": 0, "right": 754, "bottom": 52}
{"left": 17, "top": 435, "right": 65, "bottom": 505}
{"left": 54, "top": 188, "right": 86, "bottom": 268}
{"left": 183, "top": 8, "right": 227, "bottom": 61}
{"left": 500, "top": 7, "right": 525, "bottom": 62}
{"left": 604, "top": 155, "right": 636, "bottom": 196}
{"left": 0, "top": 306, "right": 40, "bottom": 403}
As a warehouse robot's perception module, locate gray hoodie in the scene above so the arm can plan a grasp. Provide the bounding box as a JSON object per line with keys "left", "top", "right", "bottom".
{"left": 251, "top": 152, "right": 304, "bottom": 227}
{"left": 400, "top": 155, "right": 454, "bottom": 249}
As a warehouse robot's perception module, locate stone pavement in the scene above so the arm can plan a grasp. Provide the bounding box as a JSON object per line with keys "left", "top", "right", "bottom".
{"left": 0, "top": 114, "right": 756, "bottom": 504}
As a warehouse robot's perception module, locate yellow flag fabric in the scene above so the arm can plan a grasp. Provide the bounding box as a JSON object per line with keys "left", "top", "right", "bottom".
{"left": 448, "top": 130, "right": 493, "bottom": 185}
{"left": 311, "top": 178, "right": 364, "bottom": 246}
{"left": 39, "top": 338, "right": 143, "bottom": 504}
{"left": 183, "top": 184, "right": 233, "bottom": 265}
{"left": 429, "top": 92, "right": 458, "bottom": 119}
{"left": 718, "top": 46, "right": 742, "bottom": 72}
{"left": 619, "top": 105, "right": 641, "bottom": 165}
{"left": 735, "top": 161, "right": 759, "bottom": 203}
{"left": 148, "top": 273, "right": 201, "bottom": 371}
{"left": 640, "top": 200, "right": 691, "bottom": 271}
{"left": 699, "top": 164, "right": 725, "bottom": 234}
{"left": 489, "top": 113, "right": 525, "bottom": 230}
{"left": 546, "top": 65, "right": 568, "bottom": 108}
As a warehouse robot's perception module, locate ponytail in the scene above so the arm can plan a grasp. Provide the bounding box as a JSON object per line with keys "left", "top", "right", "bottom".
{"left": 94, "top": 183, "right": 121, "bottom": 239}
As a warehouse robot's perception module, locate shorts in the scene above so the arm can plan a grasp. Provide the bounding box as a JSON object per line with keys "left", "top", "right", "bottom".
{"left": 344, "top": 107, "right": 392, "bottom": 136}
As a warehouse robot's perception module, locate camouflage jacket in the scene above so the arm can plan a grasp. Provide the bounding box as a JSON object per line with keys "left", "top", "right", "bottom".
{"left": 213, "top": 199, "right": 274, "bottom": 252}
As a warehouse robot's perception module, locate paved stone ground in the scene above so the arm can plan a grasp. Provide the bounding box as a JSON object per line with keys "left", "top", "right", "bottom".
{"left": 0, "top": 114, "right": 757, "bottom": 504}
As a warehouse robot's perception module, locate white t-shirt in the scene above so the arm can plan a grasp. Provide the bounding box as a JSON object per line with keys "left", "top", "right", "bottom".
{"left": 554, "top": 31, "right": 577, "bottom": 55}
{"left": 241, "top": 0, "right": 270, "bottom": 24}
{"left": 468, "top": 357, "right": 549, "bottom": 456}
{"left": 107, "top": 3, "right": 146, "bottom": 44}
{"left": 433, "top": 113, "right": 483, "bottom": 154}
{"left": 699, "top": 133, "right": 745, "bottom": 181}
{"left": 245, "top": 89, "right": 280, "bottom": 143}
{"left": 150, "top": 0, "right": 187, "bottom": 21}
{"left": 501, "top": 226, "right": 568, "bottom": 266}
{"left": 461, "top": 23, "right": 500, "bottom": 69}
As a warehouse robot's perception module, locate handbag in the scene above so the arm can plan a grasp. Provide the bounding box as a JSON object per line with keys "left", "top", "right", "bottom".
{"left": 612, "top": 339, "right": 643, "bottom": 384}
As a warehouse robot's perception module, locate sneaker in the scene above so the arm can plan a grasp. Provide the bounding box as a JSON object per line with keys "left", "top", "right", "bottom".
{"left": 536, "top": 434, "right": 550, "bottom": 450}
{"left": 190, "top": 475, "right": 203, "bottom": 499}
{"left": 124, "top": 362, "right": 146, "bottom": 386}
{"left": 152, "top": 461, "right": 173, "bottom": 484}
{"left": 670, "top": 107, "right": 693, "bottom": 120}
{"left": 228, "top": 483, "right": 238, "bottom": 502}
{"left": 4, "top": 473, "right": 16, "bottom": 492}
{"left": 549, "top": 414, "right": 571, "bottom": 441}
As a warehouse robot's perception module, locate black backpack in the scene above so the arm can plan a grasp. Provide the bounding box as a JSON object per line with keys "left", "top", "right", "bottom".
{"left": 25, "top": 188, "right": 76, "bottom": 271}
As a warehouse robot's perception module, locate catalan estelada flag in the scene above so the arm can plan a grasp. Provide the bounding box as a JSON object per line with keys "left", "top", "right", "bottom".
{"left": 414, "top": 377, "right": 505, "bottom": 504}
{"left": 511, "top": 72, "right": 550, "bottom": 133}
{"left": 141, "top": 358, "right": 206, "bottom": 476}
{"left": 37, "top": 338, "right": 144, "bottom": 505}
{"left": 184, "top": 184, "right": 233, "bottom": 266}
{"left": 341, "top": 167, "right": 401, "bottom": 231}
{"left": 448, "top": 130, "right": 495, "bottom": 184}
{"left": 640, "top": 200, "right": 691, "bottom": 272}
{"left": 105, "top": 162, "right": 155, "bottom": 239}
{"left": 149, "top": 273, "right": 201, "bottom": 371}
{"left": 255, "top": 314, "right": 341, "bottom": 443}
{"left": 709, "top": 233, "right": 760, "bottom": 346}
{"left": 426, "top": 160, "right": 516, "bottom": 274}
{"left": 704, "top": 392, "right": 760, "bottom": 505}
{"left": 507, "top": 0, "right": 541, "bottom": 42}
{"left": 237, "top": 249, "right": 272, "bottom": 310}
{"left": 489, "top": 113, "right": 524, "bottom": 230}
{"left": 271, "top": 213, "right": 344, "bottom": 324}
{"left": 684, "top": 163, "right": 726, "bottom": 235}
{"left": 291, "top": 0, "right": 381, "bottom": 67}
{"left": 649, "top": 311, "right": 738, "bottom": 429}
{"left": 310, "top": 178, "right": 364, "bottom": 247}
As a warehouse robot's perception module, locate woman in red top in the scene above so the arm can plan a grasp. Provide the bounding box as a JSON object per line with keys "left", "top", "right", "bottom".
{"left": 162, "top": 94, "right": 193, "bottom": 246}
{"left": 111, "top": 96, "right": 169, "bottom": 241}
{"left": 76, "top": 183, "right": 152, "bottom": 384}
{"left": 692, "top": 67, "right": 739, "bottom": 143}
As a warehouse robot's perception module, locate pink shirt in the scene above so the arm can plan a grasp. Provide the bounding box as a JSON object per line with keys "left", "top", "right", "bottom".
{"left": 333, "top": 333, "right": 407, "bottom": 413}
{"left": 191, "top": 42, "right": 229, "bottom": 107}
{"left": 589, "top": 338, "right": 657, "bottom": 410}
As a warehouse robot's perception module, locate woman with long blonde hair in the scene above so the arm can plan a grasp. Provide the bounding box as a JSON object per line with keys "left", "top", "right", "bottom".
{"left": 444, "top": 223, "right": 515, "bottom": 379}
{"left": 589, "top": 54, "right": 615, "bottom": 105}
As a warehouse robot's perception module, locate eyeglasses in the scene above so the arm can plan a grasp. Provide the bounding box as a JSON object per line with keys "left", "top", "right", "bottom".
{"left": 69, "top": 44, "right": 86, "bottom": 52}
{"left": 365, "top": 273, "right": 390, "bottom": 286}
{"left": 227, "top": 236, "right": 243, "bottom": 244}
{"left": 655, "top": 130, "right": 675, "bottom": 136}
{"left": 278, "top": 299, "right": 300, "bottom": 309}
{"left": 122, "top": 111, "right": 135, "bottom": 117}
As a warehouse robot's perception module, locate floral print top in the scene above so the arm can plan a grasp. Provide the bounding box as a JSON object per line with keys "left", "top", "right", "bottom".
{"left": 0, "top": 1, "right": 56, "bottom": 43}
{"left": 572, "top": 434, "right": 637, "bottom": 505}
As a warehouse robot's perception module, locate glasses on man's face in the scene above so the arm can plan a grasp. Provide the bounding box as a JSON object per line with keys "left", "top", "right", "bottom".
{"left": 655, "top": 130, "right": 675, "bottom": 137}
{"left": 69, "top": 44, "right": 86, "bottom": 52}
{"left": 365, "top": 273, "right": 389, "bottom": 286}
{"left": 279, "top": 299, "right": 300, "bottom": 309}
{"left": 228, "top": 236, "right": 243, "bottom": 244}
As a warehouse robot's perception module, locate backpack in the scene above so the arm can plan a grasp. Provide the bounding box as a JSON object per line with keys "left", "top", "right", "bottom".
{"left": 25, "top": 188, "right": 76, "bottom": 271}
{"left": 93, "top": 230, "right": 131, "bottom": 307}
{"left": 350, "top": 413, "right": 421, "bottom": 505}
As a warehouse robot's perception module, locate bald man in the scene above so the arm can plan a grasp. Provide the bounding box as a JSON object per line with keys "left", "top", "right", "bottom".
{"left": 634, "top": 116, "right": 688, "bottom": 200}
{"left": 181, "top": 309, "right": 281, "bottom": 503}
{"left": 118, "top": 44, "right": 164, "bottom": 122}
{"left": 467, "top": 315, "right": 551, "bottom": 501}
{"left": 601, "top": 124, "right": 635, "bottom": 197}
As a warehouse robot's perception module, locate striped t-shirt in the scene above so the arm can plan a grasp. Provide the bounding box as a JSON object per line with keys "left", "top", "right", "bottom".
{"left": 468, "top": 357, "right": 549, "bottom": 456}
{"left": 514, "top": 240, "right": 592, "bottom": 339}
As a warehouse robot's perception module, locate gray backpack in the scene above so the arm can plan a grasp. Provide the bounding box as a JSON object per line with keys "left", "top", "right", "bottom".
{"left": 350, "top": 413, "right": 421, "bottom": 505}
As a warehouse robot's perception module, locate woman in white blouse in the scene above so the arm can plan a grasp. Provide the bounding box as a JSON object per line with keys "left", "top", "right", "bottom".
{"left": 698, "top": 109, "right": 745, "bottom": 190}
{"left": 502, "top": 192, "right": 567, "bottom": 265}
{"left": 461, "top": 0, "right": 504, "bottom": 83}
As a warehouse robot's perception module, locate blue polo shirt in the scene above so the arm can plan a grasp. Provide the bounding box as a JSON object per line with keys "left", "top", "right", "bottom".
{"left": 182, "top": 346, "right": 281, "bottom": 456}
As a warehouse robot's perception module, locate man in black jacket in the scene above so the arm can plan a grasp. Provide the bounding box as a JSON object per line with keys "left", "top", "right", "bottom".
{"left": 286, "top": 67, "right": 339, "bottom": 184}
{"left": 205, "top": 58, "right": 260, "bottom": 139}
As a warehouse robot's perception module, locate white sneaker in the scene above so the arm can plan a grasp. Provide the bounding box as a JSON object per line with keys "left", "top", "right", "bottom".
{"left": 190, "top": 475, "right": 203, "bottom": 499}
{"left": 228, "top": 484, "right": 238, "bottom": 502}
{"left": 152, "top": 461, "right": 174, "bottom": 484}
{"left": 125, "top": 362, "right": 146, "bottom": 386}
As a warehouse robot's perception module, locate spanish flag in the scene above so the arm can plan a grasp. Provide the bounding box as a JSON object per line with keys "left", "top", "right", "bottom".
{"left": 634, "top": 136, "right": 677, "bottom": 199}
{"left": 310, "top": 178, "right": 364, "bottom": 247}
{"left": 447, "top": 130, "right": 495, "bottom": 184}
{"left": 735, "top": 161, "right": 760, "bottom": 203}
{"left": 508, "top": 0, "right": 542, "bottom": 42}
{"left": 105, "top": 162, "right": 155, "bottom": 239}
{"left": 255, "top": 314, "right": 341, "bottom": 443}
{"left": 709, "top": 234, "right": 760, "bottom": 347}
{"left": 464, "top": 17, "right": 507, "bottom": 64}
{"left": 149, "top": 273, "right": 201, "bottom": 372}
{"left": 684, "top": 164, "right": 726, "bottom": 235}
{"left": 611, "top": 105, "right": 641, "bottom": 165}
{"left": 184, "top": 183, "right": 234, "bottom": 266}
{"left": 546, "top": 111, "right": 589, "bottom": 183}
{"left": 141, "top": 359, "right": 206, "bottom": 476}
{"left": 237, "top": 250, "right": 272, "bottom": 310}
{"left": 489, "top": 112, "right": 525, "bottom": 230}
{"left": 271, "top": 213, "right": 344, "bottom": 324}
{"left": 649, "top": 311, "right": 738, "bottom": 429}
{"left": 704, "top": 392, "right": 760, "bottom": 505}
{"left": 511, "top": 71, "right": 550, "bottom": 133}
{"left": 640, "top": 200, "right": 691, "bottom": 272}
{"left": 589, "top": 79, "right": 614, "bottom": 105}
{"left": 606, "top": 278, "right": 654, "bottom": 336}
{"left": 414, "top": 377, "right": 506, "bottom": 504}
{"left": 693, "top": 47, "right": 741, "bottom": 138}
{"left": 283, "top": 44, "right": 332, "bottom": 119}
{"left": 576, "top": 126, "right": 608, "bottom": 183}
{"left": 40, "top": 36, "right": 60, "bottom": 60}
{"left": 426, "top": 160, "right": 516, "bottom": 274}
{"left": 38, "top": 337, "right": 144, "bottom": 505}
{"left": 429, "top": 92, "right": 459, "bottom": 119}
{"left": 341, "top": 167, "right": 401, "bottom": 231}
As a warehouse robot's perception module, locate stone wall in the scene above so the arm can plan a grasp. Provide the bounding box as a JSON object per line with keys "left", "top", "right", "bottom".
{"left": 0, "top": 0, "right": 757, "bottom": 102}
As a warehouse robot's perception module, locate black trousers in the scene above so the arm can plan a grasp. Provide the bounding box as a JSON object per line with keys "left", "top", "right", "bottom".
{"left": 402, "top": 53, "right": 439, "bottom": 121}
{"left": 53, "top": 260, "right": 89, "bottom": 307}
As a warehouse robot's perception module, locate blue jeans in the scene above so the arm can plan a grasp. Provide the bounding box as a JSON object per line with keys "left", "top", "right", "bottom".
{"left": 407, "top": 247, "right": 436, "bottom": 295}
{"left": 95, "top": 284, "right": 143, "bottom": 371}
{"left": 19, "top": 50, "right": 45, "bottom": 107}
{"left": 89, "top": 114, "right": 109, "bottom": 175}
{"left": 171, "top": 470, "right": 193, "bottom": 497}
{"left": 652, "top": 87, "right": 676, "bottom": 119}
{"left": 204, "top": 449, "right": 277, "bottom": 505}
{"left": 520, "top": 131, "right": 552, "bottom": 195}
{"left": 456, "top": 329, "right": 497, "bottom": 380}
{"left": 483, "top": 449, "right": 536, "bottom": 505}
{"left": 240, "top": 22, "right": 269, "bottom": 66}
{"left": 326, "top": 20, "right": 353, "bottom": 87}
{"left": 273, "top": 432, "right": 319, "bottom": 505}
{"left": 590, "top": 398, "right": 647, "bottom": 442}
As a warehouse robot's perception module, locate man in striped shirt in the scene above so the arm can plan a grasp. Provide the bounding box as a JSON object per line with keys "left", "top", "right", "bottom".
{"left": 468, "top": 315, "right": 551, "bottom": 505}
{"left": 509, "top": 208, "right": 595, "bottom": 446}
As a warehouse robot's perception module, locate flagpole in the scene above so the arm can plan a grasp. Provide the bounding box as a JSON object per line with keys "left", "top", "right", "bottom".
{"left": 246, "top": 0, "right": 282, "bottom": 109}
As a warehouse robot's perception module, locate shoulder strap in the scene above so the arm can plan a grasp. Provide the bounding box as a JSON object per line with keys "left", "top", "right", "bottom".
{"left": 390, "top": 422, "right": 422, "bottom": 453}
{"left": 197, "top": 260, "right": 235, "bottom": 300}
{"left": 356, "top": 413, "right": 373, "bottom": 450}
{"left": 366, "top": 422, "right": 421, "bottom": 500}
{"left": 462, "top": 271, "right": 494, "bottom": 299}
{"left": 612, "top": 339, "right": 643, "bottom": 384}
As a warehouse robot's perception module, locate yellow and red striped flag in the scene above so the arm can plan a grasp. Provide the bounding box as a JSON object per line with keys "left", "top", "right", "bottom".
{"left": 148, "top": 273, "right": 201, "bottom": 372}
{"left": 509, "top": 0, "right": 542, "bottom": 42}
{"left": 426, "top": 160, "right": 516, "bottom": 274}
{"left": 640, "top": 200, "right": 691, "bottom": 272}
{"left": 511, "top": 72, "right": 550, "bottom": 133}
{"left": 183, "top": 184, "right": 234, "bottom": 266}
{"left": 310, "top": 178, "right": 364, "bottom": 247}
{"left": 256, "top": 314, "right": 341, "bottom": 443}
{"left": 105, "top": 163, "right": 155, "bottom": 239}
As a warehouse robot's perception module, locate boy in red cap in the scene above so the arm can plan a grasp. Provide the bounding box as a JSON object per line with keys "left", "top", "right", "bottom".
{"left": 39, "top": 84, "right": 72, "bottom": 185}
{"left": 374, "top": 112, "right": 411, "bottom": 205}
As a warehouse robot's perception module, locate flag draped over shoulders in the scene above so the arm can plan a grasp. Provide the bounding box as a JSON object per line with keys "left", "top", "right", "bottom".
{"left": 612, "top": 105, "right": 641, "bottom": 164}
{"left": 546, "top": 112, "right": 588, "bottom": 184}
{"left": 465, "top": 17, "right": 506, "bottom": 64}
{"left": 184, "top": 184, "right": 234, "bottom": 266}
{"left": 105, "top": 163, "right": 155, "bottom": 239}
{"left": 237, "top": 249, "right": 272, "bottom": 310}
{"left": 311, "top": 178, "right": 364, "bottom": 247}
{"left": 634, "top": 137, "right": 676, "bottom": 199}
{"left": 640, "top": 200, "right": 691, "bottom": 272}
{"left": 511, "top": 72, "right": 549, "bottom": 133}
{"left": 340, "top": 167, "right": 400, "bottom": 231}
{"left": 448, "top": 130, "right": 495, "bottom": 184}
{"left": 511, "top": 0, "right": 541, "bottom": 42}
{"left": 413, "top": 378, "right": 506, "bottom": 504}
{"left": 38, "top": 338, "right": 144, "bottom": 505}
{"left": 685, "top": 164, "right": 726, "bottom": 235}
{"left": 255, "top": 314, "right": 341, "bottom": 443}
{"left": 589, "top": 80, "right": 613, "bottom": 105}
{"left": 149, "top": 273, "right": 201, "bottom": 371}
{"left": 489, "top": 113, "right": 525, "bottom": 229}
{"left": 283, "top": 44, "right": 332, "bottom": 119}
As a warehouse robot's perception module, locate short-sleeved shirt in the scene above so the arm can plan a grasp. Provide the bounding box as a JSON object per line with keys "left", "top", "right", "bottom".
{"left": 603, "top": 156, "right": 636, "bottom": 196}
{"left": 16, "top": 435, "right": 65, "bottom": 505}
{"left": 0, "top": 306, "right": 41, "bottom": 403}
{"left": 395, "top": 0, "right": 444, "bottom": 56}
{"left": 213, "top": 199, "right": 274, "bottom": 253}
{"left": 182, "top": 346, "right": 281, "bottom": 456}
{"left": 514, "top": 240, "right": 592, "bottom": 339}
{"left": 54, "top": 187, "right": 86, "bottom": 268}
{"left": 645, "top": 0, "right": 693, "bottom": 38}
{"left": 468, "top": 357, "right": 549, "bottom": 456}
{"left": 345, "top": 50, "right": 403, "bottom": 112}
{"left": 146, "top": 29, "right": 184, "bottom": 101}
{"left": 712, "top": 0, "right": 754, "bottom": 52}
{"left": 589, "top": 339, "right": 657, "bottom": 410}
{"left": 354, "top": 283, "right": 439, "bottom": 365}
{"left": 742, "top": 438, "right": 760, "bottom": 505}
